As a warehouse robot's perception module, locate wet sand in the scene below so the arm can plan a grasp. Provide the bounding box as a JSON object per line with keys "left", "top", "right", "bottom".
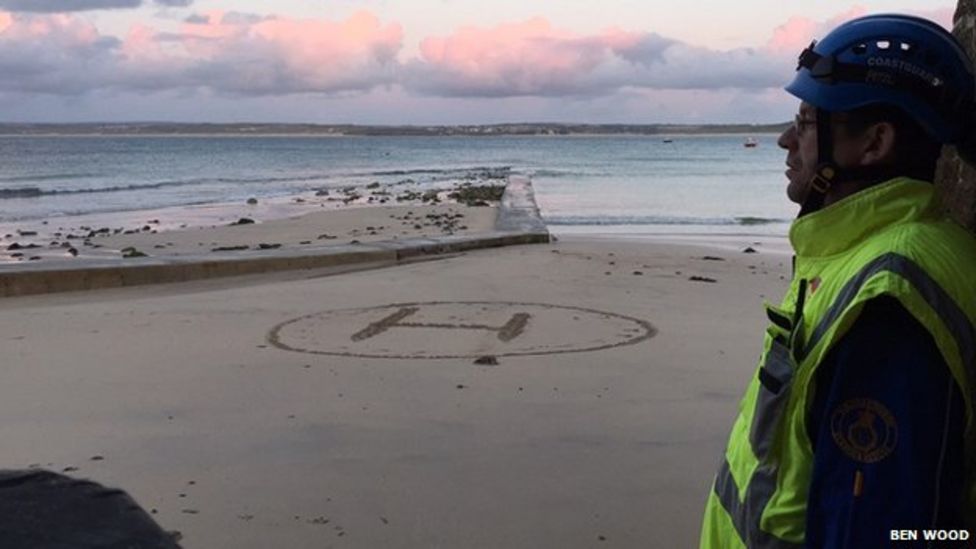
{"left": 0, "top": 232, "right": 790, "bottom": 548}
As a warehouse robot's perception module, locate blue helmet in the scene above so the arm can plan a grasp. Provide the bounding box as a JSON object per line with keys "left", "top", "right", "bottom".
{"left": 785, "top": 14, "right": 975, "bottom": 144}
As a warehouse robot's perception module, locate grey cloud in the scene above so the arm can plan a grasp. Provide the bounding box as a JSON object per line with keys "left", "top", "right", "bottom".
{"left": 611, "top": 33, "right": 678, "bottom": 65}
{"left": 174, "top": 48, "right": 398, "bottom": 96}
{"left": 0, "top": 0, "right": 140, "bottom": 11}
{"left": 617, "top": 39, "right": 789, "bottom": 89}
{"left": 0, "top": 16, "right": 786, "bottom": 102}
{"left": 403, "top": 65, "right": 606, "bottom": 99}
{"left": 182, "top": 11, "right": 272, "bottom": 25}
{"left": 0, "top": 0, "right": 191, "bottom": 12}
{"left": 220, "top": 12, "right": 275, "bottom": 25}
{"left": 0, "top": 15, "right": 398, "bottom": 98}
{"left": 403, "top": 37, "right": 618, "bottom": 99}
{"left": 0, "top": 32, "right": 121, "bottom": 94}
{"left": 404, "top": 32, "right": 792, "bottom": 98}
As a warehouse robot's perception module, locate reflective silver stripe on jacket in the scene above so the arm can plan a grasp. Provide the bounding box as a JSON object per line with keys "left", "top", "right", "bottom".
{"left": 798, "top": 251, "right": 976, "bottom": 514}
{"left": 716, "top": 336, "right": 800, "bottom": 548}
{"left": 714, "top": 459, "right": 803, "bottom": 548}
{"left": 714, "top": 252, "right": 975, "bottom": 547}
{"left": 749, "top": 340, "right": 794, "bottom": 459}
{"left": 799, "top": 253, "right": 976, "bottom": 402}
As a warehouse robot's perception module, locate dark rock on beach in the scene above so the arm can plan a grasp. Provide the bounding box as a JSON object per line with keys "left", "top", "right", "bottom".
{"left": 121, "top": 247, "right": 148, "bottom": 259}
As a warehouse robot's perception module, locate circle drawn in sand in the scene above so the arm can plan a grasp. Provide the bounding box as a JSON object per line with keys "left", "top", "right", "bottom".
{"left": 268, "top": 301, "right": 655, "bottom": 359}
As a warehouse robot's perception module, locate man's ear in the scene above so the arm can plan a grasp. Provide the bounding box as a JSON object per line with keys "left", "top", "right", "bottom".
{"left": 858, "top": 121, "right": 897, "bottom": 166}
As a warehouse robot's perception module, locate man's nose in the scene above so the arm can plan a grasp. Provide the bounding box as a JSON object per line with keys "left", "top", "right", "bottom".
{"left": 777, "top": 125, "right": 796, "bottom": 150}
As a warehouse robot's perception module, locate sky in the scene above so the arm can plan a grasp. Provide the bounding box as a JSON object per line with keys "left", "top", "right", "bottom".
{"left": 0, "top": 0, "right": 957, "bottom": 124}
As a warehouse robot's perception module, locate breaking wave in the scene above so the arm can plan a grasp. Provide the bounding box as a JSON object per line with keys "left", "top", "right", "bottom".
{"left": 0, "top": 166, "right": 515, "bottom": 199}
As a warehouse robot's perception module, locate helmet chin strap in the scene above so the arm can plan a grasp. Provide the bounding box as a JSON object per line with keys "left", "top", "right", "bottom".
{"left": 798, "top": 108, "right": 838, "bottom": 218}
{"left": 798, "top": 107, "right": 898, "bottom": 217}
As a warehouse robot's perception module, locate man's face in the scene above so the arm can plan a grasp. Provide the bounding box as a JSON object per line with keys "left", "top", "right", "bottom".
{"left": 777, "top": 102, "right": 820, "bottom": 205}
{"left": 778, "top": 102, "right": 872, "bottom": 206}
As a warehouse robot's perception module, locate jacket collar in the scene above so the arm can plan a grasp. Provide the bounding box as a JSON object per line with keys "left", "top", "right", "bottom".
{"left": 789, "top": 177, "right": 938, "bottom": 258}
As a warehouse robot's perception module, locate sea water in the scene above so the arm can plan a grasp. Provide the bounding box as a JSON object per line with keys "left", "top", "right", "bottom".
{"left": 0, "top": 134, "right": 795, "bottom": 235}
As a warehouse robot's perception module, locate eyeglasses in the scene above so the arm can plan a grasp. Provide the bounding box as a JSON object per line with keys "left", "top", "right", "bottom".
{"left": 793, "top": 114, "right": 817, "bottom": 135}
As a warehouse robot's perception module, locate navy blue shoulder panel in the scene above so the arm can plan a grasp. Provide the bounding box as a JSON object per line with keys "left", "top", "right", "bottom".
{"left": 806, "top": 296, "right": 965, "bottom": 548}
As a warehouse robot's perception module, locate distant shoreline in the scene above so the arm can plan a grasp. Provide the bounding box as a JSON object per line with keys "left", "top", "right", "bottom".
{"left": 0, "top": 122, "right": 789, "bottom": 137}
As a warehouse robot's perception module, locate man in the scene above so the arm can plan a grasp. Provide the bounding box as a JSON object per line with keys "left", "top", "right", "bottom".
{"left": 700, "top": 14, "right": 976, "bottom": 548}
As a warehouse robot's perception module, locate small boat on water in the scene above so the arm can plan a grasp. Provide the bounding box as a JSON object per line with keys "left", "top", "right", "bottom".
{"left": 743, "top": 137, "right": 758, "bottom": 148}
{"left": 662, "top": 138, "right": 673, "bottom": 143}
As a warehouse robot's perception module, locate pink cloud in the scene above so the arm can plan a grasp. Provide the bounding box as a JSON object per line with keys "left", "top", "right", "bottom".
{"left": 0, "top": 10, "right": 403, "bottom": 97}
{"left": 415, "top": 18, "right": 631, "bottom": 95}
{"left": 408, "top": 17, "right": 786, "bottom": 97}
{"left": 102, "top": 10, "right": 403, "bottom": 96}
{"left": 161, "top": 10, "right": 403, "bottom": 93}
{"left": 0, "top": 5, "right": 961, "bottom": 107}
{"left": 121, "top": 24, "right": 160, "bottom": 58}
{"left": 766, "top": 16, "right": 819, "bottom": 53}
{"left": 403, "top": 6, "right": 958, "bottom": 100}
{"left": 765, "top": 6, "right": 868, "bottom": 54}
{"left": 1, "top": 11, "right": 101, "bottom": 43}
{"left": 0, "top": 11, "right": 118, "bottom": 94}
{"left": 250, "top": 11, "right": 402, "bottom": 78}
{"left": 765, "top": 5, "right": 956, "bottom": 55}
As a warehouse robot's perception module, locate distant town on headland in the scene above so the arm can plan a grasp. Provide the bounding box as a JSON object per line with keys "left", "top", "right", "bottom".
{"left": 0, "top": 122, "right": 790, "bottom": 137}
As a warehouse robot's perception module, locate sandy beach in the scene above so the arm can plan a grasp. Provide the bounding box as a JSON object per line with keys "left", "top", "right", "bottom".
{"left": 0, "top": 198, "right": 791, "bottom": 547}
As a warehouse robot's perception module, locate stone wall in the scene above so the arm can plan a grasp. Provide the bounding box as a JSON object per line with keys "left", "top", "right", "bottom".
{"left": 935, "top": 0, "right": 976, "bottom": 231}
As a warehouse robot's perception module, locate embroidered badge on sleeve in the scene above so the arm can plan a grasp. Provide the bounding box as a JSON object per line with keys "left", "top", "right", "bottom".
{"left": 830, "top": 398, "right": 899, "bottom": 463}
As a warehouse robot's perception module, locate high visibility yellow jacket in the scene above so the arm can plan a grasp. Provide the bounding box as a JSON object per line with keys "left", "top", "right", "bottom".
{"left": 700, "top": 178, "right": 976, "bottom": 548}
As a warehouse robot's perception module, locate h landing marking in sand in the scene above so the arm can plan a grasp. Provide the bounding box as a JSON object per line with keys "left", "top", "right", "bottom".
{"left": 268, "top": 301, "right": 656, "bottom": 359}
{"left": 351, "top": 307, "right": 530, "bottom": 342}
